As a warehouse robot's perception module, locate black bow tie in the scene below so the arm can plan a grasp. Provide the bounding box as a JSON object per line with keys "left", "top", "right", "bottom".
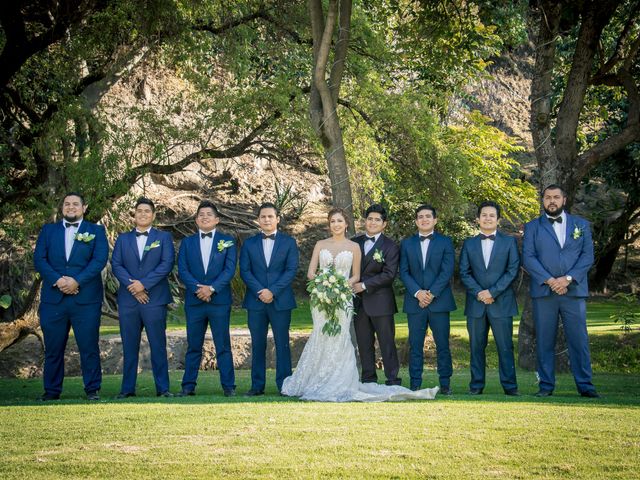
{"left": 548, "top": 216, "right": 563, "bottom": 224}
{"left": 201, "top": 232, "right": 213, "bottom": 239}
{"left": 65, "top": 222, "right": 79, "bottom": 228}
{"left": 420, "top": 234, "right": 433, "bottom": 241}
{"left": 365, "top": 235, "right": 376, "bottom": 242}
{"left": 136, "top": 231, "right": 149, "bottom": 237}
{"left": 480, "top": 234, "right": 495, "bottom": 241}
{"left": 262, "top": 233, "right": 276, "bottom": 240}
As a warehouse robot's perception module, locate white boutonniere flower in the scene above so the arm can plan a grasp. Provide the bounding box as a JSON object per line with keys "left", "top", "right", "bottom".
{"left": 144, "top": 240, "right": 161, "bottom": 252}
{"left": 571, "top": 225, "right": 584, "bottom": 240}
{"left": 74, "top": 232, "right": 95, "bottom": 243}
{"left": 217, "top": 239, "right": 234, "bottom": 252}
{"left": 372, "top": 249, "right": 385, "bottom": 263}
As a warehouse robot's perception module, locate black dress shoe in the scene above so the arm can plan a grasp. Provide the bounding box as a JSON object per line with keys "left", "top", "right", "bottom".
{"left": 176, "top": 390, "right": 195, "bottom": 397}
{"left": 439, "top": 386, "right": 452, "bottom": 396}
{"left": 115, "top": 392, "right": 136, "bottom": 399}
{"left": 385, "top": 379, "right": 402, "bottom": 386}
{"left": 504, "top": 389, "right": 521, "bottom": 396}
{"left": 244, "top": 389, "right": 264, "bottom": 397}
{"left": 223, "top": 389, "right": 236, "bottom": 397}
{"left": 86, "top": 391, "right": 100, "bottom": 401}
{"left": 535, "top": 390, "right": 553, "bottom": 397}
{"left": 580, "top": 390, "right": 601, "bottom": 398}
{"left": 157, "top": 391, "right": 174, "bottom": 398}
{"left": 38, "top": 393, "right": 60, "bottom": 401}
{"left": 468, "top": 388, "right": 483, "bottom": 395}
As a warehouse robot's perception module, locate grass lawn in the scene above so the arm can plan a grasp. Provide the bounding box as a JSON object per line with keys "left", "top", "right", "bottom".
{"left": 0, "top": 370, "right": 639, "bottom": 479}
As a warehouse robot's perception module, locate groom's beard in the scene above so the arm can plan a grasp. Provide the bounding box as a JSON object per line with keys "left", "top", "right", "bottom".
{"left": 543, "top": 205, "right": 564, "bottom": 217}
{"left": 63, "top": 215, "right": 82, "bottom": 222}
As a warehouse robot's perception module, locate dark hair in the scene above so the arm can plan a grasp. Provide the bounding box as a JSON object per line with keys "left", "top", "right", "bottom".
{"left": 328, "top": 207, "right": 350, "bottom": 225}
{"left": 415, "top": 204, "right": 437, "bottom": 218}
{"left": 542, "top": 184, "right": 567, "bottom": 197}
{"left": 197, "top": 200, "right": 219, "bottom": 217}
{"left": 477, "top": 201, "right": 501, "bottom": 219}
{"left": 365, "top": 203, "right": 387, "bottom": 222}
{"left": 63, "top": 191, "right": 85, "bottom": 205}
{"left": 135, "top": 197, "right": 155, "bottom": 212}
{"left": 257, "top": 202, "right": 279, "bottom": 217}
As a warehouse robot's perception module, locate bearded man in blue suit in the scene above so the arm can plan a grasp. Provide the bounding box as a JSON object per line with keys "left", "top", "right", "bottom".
{"left": 240, "top": 202, "right": 299, "bottom": 396}
{"left": 111, "top": 197, "right": 175, "bottom": 398}
{"left": 177, "top": 200, "right": 238, "bottom": 397}
{"left": 33, "top": 192, "right": 108, "bottom": 401}
{"left": 523, "top": 185, "right": 599, "bottom": 398}
{"left": 400, "top": 204, "right": 456, "bottom": 395}
{"left": 459, "top": 201, "right": 520, "bottom": 396}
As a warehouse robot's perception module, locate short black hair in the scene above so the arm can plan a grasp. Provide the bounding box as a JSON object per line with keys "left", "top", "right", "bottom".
{"left": 542, "top": 184, "right": 567, "bottom": 197}
{"left": 415, "top": 204, "right": 437, "bottom": 218}
{"left": 257, "top": 202, "right": 279, "bottom": 217}
{"left": 63, "top": 191, "right": 85, "bottom": 205}
{"left": 135, "top": 197, "right": 155, "bottom": 212}
{"left": 477, "top": 201, "right": 501, "bottom": 219}
{"left": 197, "top": 200, "right": 219, "bottom": 217}
{"left": 365, "top": 203, "right": 387, "bottom": 222}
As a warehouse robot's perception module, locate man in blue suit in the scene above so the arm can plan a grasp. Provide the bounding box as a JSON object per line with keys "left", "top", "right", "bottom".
{"left": 33, "top": 192, "right": 108, "bottom": 401}
{"left": 240, "top": 202, "right": 299, "bottom": 396}
{"left": 400, "top": 204, "right": 456, "bottom": 394}
{"left": 459, "top": 201, "right": 520, "bottom": 396}
{"left": 177, "top": 200, "right": 238, "bottom": 397}
{"left": 111, "top": 197, "right": 175, "bottom": 398}
{"left": 523, "top": 184, "right": 599, "bottom": 398}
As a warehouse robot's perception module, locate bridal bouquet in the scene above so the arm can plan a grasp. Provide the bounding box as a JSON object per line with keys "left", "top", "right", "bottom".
{"left": 307, "top": 265, "right": 353, "bottom": 336}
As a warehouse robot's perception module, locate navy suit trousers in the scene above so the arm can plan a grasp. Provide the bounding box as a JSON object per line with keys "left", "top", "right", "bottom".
{"left": 407, "top": 310, "right": 452, "bottom": 389}
{"left": 182, "top": 303, "right": 235, "bottom": 391}
{"left": 39, "top": 297, "right": 102, "bottom": 396}
{"left": 119, "top": 303, "right": 169, "bottom": 395}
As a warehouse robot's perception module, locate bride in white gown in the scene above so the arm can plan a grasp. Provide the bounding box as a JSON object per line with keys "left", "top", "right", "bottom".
{"left": 281, "top": 208, "right": 438, "bottom": 402}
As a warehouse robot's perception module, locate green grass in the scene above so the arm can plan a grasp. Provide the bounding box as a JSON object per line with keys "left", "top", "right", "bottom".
{"left": 1, "top": 370, "right": 639, "bottom": 479}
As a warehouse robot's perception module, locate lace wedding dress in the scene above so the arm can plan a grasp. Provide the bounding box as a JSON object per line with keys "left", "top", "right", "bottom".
{"left": 281, "top": 249, "right": 439, "bottom": 402}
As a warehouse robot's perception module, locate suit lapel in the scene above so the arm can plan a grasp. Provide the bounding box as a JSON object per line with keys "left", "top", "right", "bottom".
{"left": 140, "top": 228, "right": 158, "bottom": 263}
{"left": 206, "top": 230, "right": 218, "bottom": 273}
{"left": 414, "top": 234, "right": 425, "bottom": 271}
{"left": 67, "top": 220, "right": 88, "bottom": 263}
{"left": 267, "top": 233, "right": 282, "bottom": 268}
{"left": 563, "top": 213, "right": 574, "bottom": 249}
{"left": 487, "top": 232, "right": 501, "bottom": 268}
{"left": 540, "top": 215, "right": 561, "bottom": 248}
{"left": 364, "top": 235, "right": 381, "bottom": 267}
{"left": 127, "top": 229, "right": 141, "bottom": 262}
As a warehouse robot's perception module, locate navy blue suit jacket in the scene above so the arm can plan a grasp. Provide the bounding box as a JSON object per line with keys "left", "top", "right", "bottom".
{"left": 522, "top": 214, "right": 594, "bottom": 298}
{"left": 178, "top": 230, "right": 237, "bottom": 306}
{"left": 34, "top": 220, "right": 108, "bottom": 305}
{"left": 459, "top": 231, "right": 519, "bottom": 318}
{"left": 399, "top": 232, "right": 456, "bottom": 314}
{"left": 111, "top": 228, "right": 175, "bottom": 307}
{"left": 239, "top": 232, "right": 298, "bottom": 311}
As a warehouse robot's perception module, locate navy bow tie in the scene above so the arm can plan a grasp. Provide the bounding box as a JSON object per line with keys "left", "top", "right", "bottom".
{"left": 136, "top": 231, "right": 149, "bottom": 237}
{"left": 262, "top": 233, "right": 276, "bottom": 240}
{"left": 548, "top": 216, "right": 562, "bottom": 224}
{"left": 480, "top": 234, "right": 495, "bottom": 241}
{"left": 365, "top": 235, "right": 376, "bottom": 242}
{"left": 420, "top": 234, "right": 433, "bottom": 241}
{"left": 65, "top": 222, "right": 79, "bottom": 228}
{"left": 201, "top": 232, "right": 213, "bottom": 239}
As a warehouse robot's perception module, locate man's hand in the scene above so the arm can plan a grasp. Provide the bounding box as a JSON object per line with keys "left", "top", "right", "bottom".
{"left": 55, "top": 276, "right": 79, "bottom": 295}
{"left": 134, "top": 292, "right": 150, "bottom": 304}
{"left": 196, "top": 284, "right": 213, "bottom": 302}
{"left": 258, "top": 288, "right": 274, "bottom": 303}
{"left": 547, "top": 276, "right": 570, "bottom": 294}
{"left": 477, "top": 289, "right": 493, "bottom": 304}
{"left": 127, "top": 279, "right": 146, "bottom": 295}
{"left": 352, "top": 282, "right": 365, "bottom": 294}
{"left": 417, "top": 290, "right": 434, "bottom": 309}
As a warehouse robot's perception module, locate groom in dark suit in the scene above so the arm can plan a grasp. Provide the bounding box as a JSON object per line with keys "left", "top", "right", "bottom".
{"left": 400, "top": 204, "right": 456, "bottom": 394}
{"left": 177, "top": 201, "right": 238, "bottom": 397}
{"left": 33, "top": 192, "right": 108, "bottom": 400}
{"left": 111, "top": 197, "right": 175, "bottom": 398}
{"left": 240, "top": 202, "right": 299, "bottom": 396}
{"left": 459, "top": 201, "right": 520, "bottom": 396}
{"left": 523, "top": 184, "right": 599, "bottom": 398}
{"left": 352, "top": 204, "right": 401, "bottom": 385}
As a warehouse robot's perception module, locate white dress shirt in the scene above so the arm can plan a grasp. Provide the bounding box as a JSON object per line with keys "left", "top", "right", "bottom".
{"left": 363, "top": 233, "right": 380, "bottom": 256}
{"left": 546, "top": 211, "right": 567, "bottom": 248}
{"left": 200, "top": 229, "right": 215, "bottom": 274}
{"left": 262, "top": 230, "right": 277, "bottom": 267}
{"left": 135, "top": 228, "right": 151, "bottom": 260}
{"left": 420, "top": 232, "right": 432, "bottom": 267}
{"left": 481, "top": 231, "right": 497, "bottom": 268}
{"left": 64, "top": 220, "right": 82, "bottom": 261}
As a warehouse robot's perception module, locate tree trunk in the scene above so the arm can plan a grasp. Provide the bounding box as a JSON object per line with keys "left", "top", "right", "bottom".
{"left": 308, "top": 0, "right": 355, "bottom": 229}
{"left": 0, "top": 280, "right": 41, "bottom": 353}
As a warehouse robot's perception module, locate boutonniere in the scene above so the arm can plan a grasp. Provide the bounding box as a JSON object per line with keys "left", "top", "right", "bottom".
{"left": 372, "top": 249, "right": 385, "bottom": 263}
{"left": 144, "top": 240, "right": 161, "bottom": 252}
{"left": 74, "top": 232, "right": 95, "bottom": 243}
{"left": 571, "top": 225, "right": 584, "bottom": 240}
{"left": 217, "top": 239, "right": 234, "bottom": 252}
